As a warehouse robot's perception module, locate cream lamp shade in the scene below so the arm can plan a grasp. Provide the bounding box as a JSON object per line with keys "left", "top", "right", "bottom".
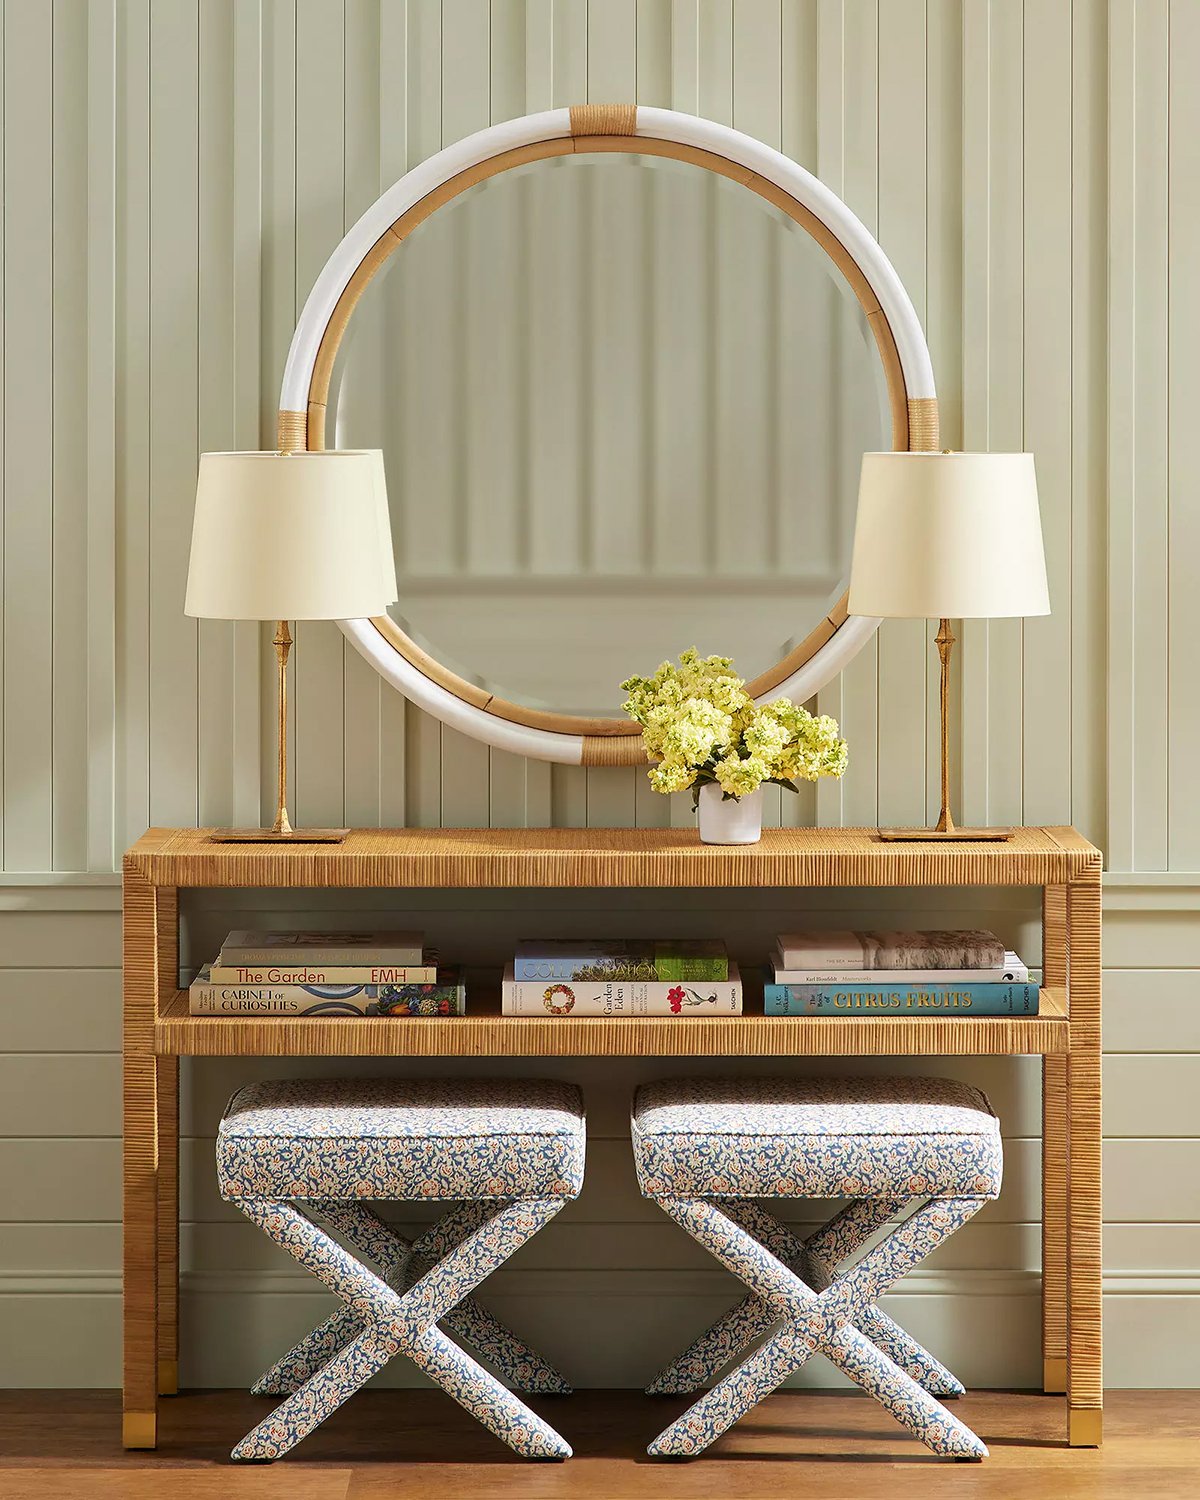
{"left": 847, "top": 451, "right": 1050, "bottom": 619}
{"left": 184, "top": 449, "right": 397, "bottom": 621}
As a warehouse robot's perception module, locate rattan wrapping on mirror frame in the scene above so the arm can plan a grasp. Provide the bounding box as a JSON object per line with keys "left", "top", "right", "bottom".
{"left": 275, "top": 112, "right": 940, "bottom": 756}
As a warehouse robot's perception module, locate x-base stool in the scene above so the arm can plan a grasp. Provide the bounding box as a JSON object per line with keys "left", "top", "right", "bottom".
{"left": 632, "top": 1075, "right": 1003, "bottom": 1460}
{"left": 216, "top": 1077, "right": 584, "bottom": 1462}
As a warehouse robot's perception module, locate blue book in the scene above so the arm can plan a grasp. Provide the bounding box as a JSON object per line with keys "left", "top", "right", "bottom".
{"left": 763, "top": 980, "right": 1040, "bottom": 1017}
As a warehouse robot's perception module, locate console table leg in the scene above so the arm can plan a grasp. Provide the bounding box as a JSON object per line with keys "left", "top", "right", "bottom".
{"left": 1041, "top": 886, "right": 1069, "bottom": 1394}
{"left": 122, "top": 863, "right": 162, "bottom": 1448}
{"left": 1066, "top": 875, "right": 1103, "bottom": 1446}
{"left": 156, "top": 1055, "right": 180, "bottom": 1396}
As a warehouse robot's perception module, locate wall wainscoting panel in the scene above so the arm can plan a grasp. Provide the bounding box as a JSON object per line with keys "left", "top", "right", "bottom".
{"left": 1, "top": 0, "right": 1198, "bottom": 1390}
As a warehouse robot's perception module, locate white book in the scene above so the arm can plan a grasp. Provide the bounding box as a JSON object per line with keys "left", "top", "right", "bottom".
{"left": 775, "top": 928, "right": 1006, "bottom": 971}
{"left": 770, "top": 948, "right": 1029, "bottom": 985}
{"left": 502, "top": 962, "right": 742, "bottom": 1017}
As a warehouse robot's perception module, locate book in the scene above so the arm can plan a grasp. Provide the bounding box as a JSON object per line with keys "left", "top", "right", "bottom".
{"left": 206, "top": 955, "right": 438, "bottom": 985}
{"left": 763, "top": 980, "right": 1040, "bottom": 1017}
{"left": 513, "top": 939, "right": 728, "bottom": 983}
{"left": 502, "top": 961, "right": 742, "bottom": 1017}
{"left": 775, "top": 929, "right": 1006, "bottom": 971}
{"left": 217, "top": 929, "right": 425, "bottom": 967}
{"left": 189, "top": 965, "right": 464, "bottom": 1017}
{"left": 770, "top": 947, "right": 1029, "bottom": 985}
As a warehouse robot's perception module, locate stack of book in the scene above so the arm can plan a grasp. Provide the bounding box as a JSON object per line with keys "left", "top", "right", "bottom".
{"left": 502, "top": 939, "right": 741, "bottom": 1017}
{"left": 188, "top": 930, "right": 466, "bottom": 1017}
{"left": 763, "top": 929, "right": 1038, "bottom": 1016}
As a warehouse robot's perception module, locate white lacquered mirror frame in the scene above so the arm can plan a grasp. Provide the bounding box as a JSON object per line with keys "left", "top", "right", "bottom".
{"left": 279, "top": 104, "right": 939, "bottom": 766}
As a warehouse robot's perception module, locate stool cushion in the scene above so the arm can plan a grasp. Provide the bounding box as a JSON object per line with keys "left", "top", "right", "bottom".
{"left": 217, "top": 1078, "right": 586, "bottom": 1202}
{"left": 632, "top": 1075, "right": 1002, "bottom": 1199}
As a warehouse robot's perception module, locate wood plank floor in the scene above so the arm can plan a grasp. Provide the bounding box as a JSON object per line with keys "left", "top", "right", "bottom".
{"left": 0, "top": 1389, "right": 1196, "bottom": 1499}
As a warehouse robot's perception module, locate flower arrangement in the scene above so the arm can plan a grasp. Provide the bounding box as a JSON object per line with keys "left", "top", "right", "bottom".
{"left": 621, "top": 648, "right": 848, "bottom": 804}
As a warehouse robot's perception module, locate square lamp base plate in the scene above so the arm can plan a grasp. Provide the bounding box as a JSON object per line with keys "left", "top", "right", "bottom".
{"left": 209, "top": 828, "right": 349, "bottom": 844}
{"left": 877, "top": 826, "right": 1013, "bottom": 842}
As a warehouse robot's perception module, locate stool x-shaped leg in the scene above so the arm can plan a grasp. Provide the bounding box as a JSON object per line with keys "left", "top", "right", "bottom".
{"left": 252, "top": 1200, "right": 571, "bottom": 1397}
{"left": 647, "top": 1195, "right": 989, "bottom": 1460}
{"left": 230, "top": 1196, "right": 573, "bottom": 1462}
{"left": 648, "top": 1197, "right": 964, "bottom": 1399}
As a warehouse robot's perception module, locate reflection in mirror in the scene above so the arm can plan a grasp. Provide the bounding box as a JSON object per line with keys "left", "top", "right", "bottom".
{"left": 329, "top": 152, "right": 889, "bottom": 718}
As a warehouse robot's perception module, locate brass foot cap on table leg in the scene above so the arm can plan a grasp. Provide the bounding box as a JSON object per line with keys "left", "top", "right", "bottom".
{"left": 1043, "top": 1356, "right": 1067, "bottom": 1393}
{"left": 123, "top": 1411, "right": 157, "bottom": 1449}
{"left": 1068, "top": 1408, "right": 1102, "bottom": 1447}
{"left": 157, "top": 1358, "right": 178, "bottom": 1395}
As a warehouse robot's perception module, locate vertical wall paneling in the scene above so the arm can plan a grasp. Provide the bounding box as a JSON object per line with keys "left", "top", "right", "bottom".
{"left": 1104, "top": 0, "right": 1134, "bottom": 909}
{"left": 376, "top": 0, "right": 409, "bottom": 828}
{"left": 822, "top": 0, "right": 880, "bottom": 829}
{"left": 114, "top": 0, "right": 151, "bottom": 853}
{"left": 258, "top": 0, "right": 297, "bottom": 827}
{"left": 1069, "top": 0, "right": 1106, "bottom": 852}
{"left": 197, "top": 0, "right": 238, "bottom": 829}
{"left": 292, "top": 0, "right": 347, "bottom": 830}
{"left": 1167, "top": 0, "right": 1200, "bottom": 867}
{"left": 147, "top": 2, "right": 200, "bottom": 828}
{"left": 439, "top": 3, "right": 494, "bottom": 830}
{"left": 1129, "top": 1, "right": 1169, "bottom": 870}
{"left": 52, "top": 2, "right": 89, "bottom": 871}
{"left": 3, "top": 0, "right": 54, "bottom": 869}
{"left": 341, "top": 0, "right": 385, "bottom": 830}
{"left": 86, "top": 1, "right": 118, "bottom": 869}
{"left": 813, "top": 0, "right": 848, "bottom": 830}
{"left": 875, "top": 0, "right": 928, "bottom": 830}
{"left": 1021, "top": 0, "right": 1073, "bottom": 828}
{"left": 924, "top": 0, "right": 963, "bottom": 825}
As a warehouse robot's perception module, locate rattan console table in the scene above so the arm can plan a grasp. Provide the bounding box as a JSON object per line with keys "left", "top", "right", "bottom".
{"left": 122, "top": 825, "right": 1102, "bottom": 1450}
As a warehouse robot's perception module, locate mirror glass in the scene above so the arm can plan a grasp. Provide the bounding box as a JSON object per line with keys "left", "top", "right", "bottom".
{"left": 329, "top": 151, "right": 889, "bottom": 718}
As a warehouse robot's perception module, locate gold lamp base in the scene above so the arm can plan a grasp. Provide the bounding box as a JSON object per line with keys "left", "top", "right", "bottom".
{"left": 877, "top": 619, "right": 1014, "bottom": 846}
{"left": 206, "top": 622, "right": 349, "bottom": 846}
{"left": 878, "top": 826, "right": 1012, "bottom": 843}
{"left": 209, "top": 827, "right": 349, "bottom": 844}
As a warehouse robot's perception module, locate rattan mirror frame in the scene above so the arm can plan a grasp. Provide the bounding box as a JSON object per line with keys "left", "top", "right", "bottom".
{"left": 279, "top": 104, "right": 939, "bottom": 766}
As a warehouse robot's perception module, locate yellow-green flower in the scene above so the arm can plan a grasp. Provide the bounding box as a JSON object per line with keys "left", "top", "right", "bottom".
{"left": 620, "top": 649, "right": 847, "bottom": 798}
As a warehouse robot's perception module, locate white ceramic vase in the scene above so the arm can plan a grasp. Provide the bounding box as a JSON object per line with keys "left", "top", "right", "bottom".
{"left": 696, "top": 782, "right": 764, "bottom": 845}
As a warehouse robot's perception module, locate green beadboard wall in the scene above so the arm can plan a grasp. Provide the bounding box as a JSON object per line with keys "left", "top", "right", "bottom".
{"left": 0, "top": 0, "right": 1197, "bottom": 1388}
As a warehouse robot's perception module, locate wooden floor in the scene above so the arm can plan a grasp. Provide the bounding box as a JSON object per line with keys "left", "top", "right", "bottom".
{"left": 0, "top": 1389, "right": 1195, "bottom": 1500}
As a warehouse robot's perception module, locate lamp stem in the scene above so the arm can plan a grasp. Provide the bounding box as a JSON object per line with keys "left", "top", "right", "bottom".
{"left": 934, "top": 617, "right": 955, "bottom": 834}
{"left": 272, "top": 620, "right": 293, "bottom": 836}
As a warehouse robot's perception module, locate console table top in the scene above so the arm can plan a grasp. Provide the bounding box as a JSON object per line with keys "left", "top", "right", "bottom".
{"left": 125, "top": 824, "right": 1101, "bottom": 890}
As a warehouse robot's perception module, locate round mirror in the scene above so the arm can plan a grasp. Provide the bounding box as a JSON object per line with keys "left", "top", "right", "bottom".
{"left": 281, "top": 107, "right": 938, "bottom": 762}
{"left": 328, "top": 152, "right": 888, "bottom": 719}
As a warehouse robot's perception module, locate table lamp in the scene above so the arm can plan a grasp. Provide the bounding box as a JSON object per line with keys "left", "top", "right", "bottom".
{"left": 185, "top": 449, "right": 398, "bottom": 842}
{"left": 848, "top": 451, "right": 1050, "bottom": 841}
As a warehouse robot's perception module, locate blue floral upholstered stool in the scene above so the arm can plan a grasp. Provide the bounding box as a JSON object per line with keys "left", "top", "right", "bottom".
{"left": 631, "top": 1075, "right": 1003, "bottom": 1461}
{"left": 216, "top": 1077, "right": 585, "bottom": 1462}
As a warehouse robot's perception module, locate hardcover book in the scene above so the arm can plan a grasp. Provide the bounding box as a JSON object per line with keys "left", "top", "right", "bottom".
{"left": 189, "top": 965, "right": 464, "bottom": 1017}
{"left": 763, "top": 980, "right": 1040, "bottom": 1017}
{"left": 217, "top": 929, "right": 425, "bottom": 967}
{"left": 775, "top": 929, "right": 1006, "bottom": 971}
{"left": 513, "top": 939, "right": 728, "bottom": 983}
{"left": 206, "top": 955, "right": 438, "bottom": 985}
{"left": 502, "top": 962, "right": 742, "bottom": 1017}
{"left": 770, "top": 947, "right": 1029, "bottom": 985}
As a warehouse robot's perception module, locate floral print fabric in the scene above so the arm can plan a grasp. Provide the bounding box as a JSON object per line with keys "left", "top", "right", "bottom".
{"left": 218, "top": 1076, "right": 586, "bottom": 1201}
{"left": 218, "top": 1076, "right": 582, "bottom": 1462}
{"left": 632, "top": 1074, "right": 1002, "bottom": 1199}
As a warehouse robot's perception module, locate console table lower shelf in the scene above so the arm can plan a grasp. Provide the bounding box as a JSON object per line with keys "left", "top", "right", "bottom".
{"left": 155, "top": 986, "right": 1070, "bottom": 1057}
